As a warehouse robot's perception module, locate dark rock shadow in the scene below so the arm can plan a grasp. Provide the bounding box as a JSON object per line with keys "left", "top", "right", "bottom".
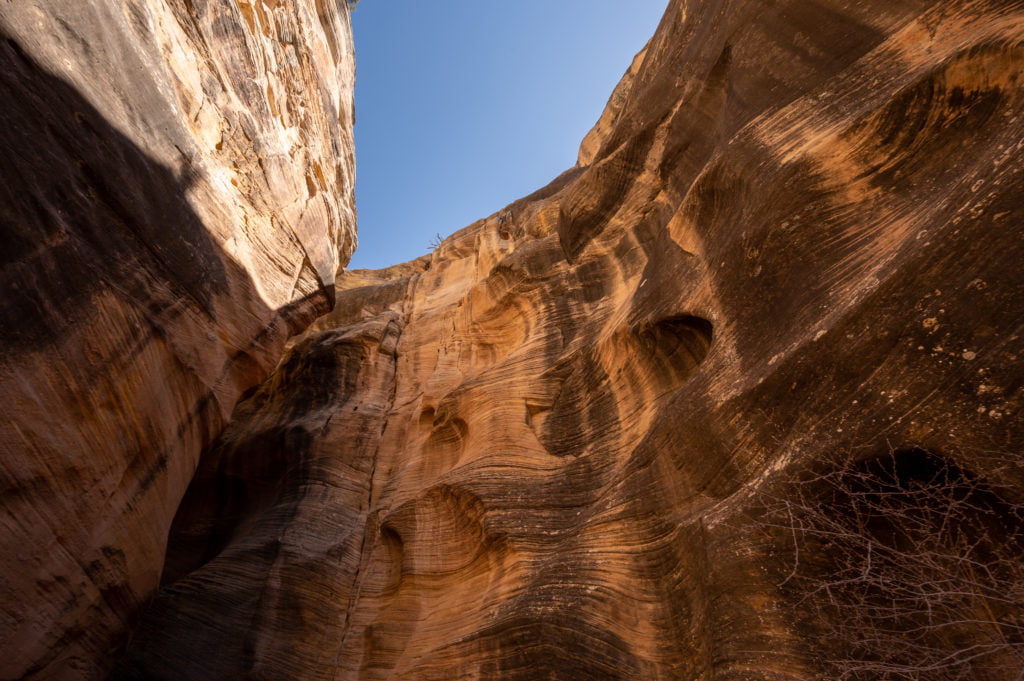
{"left": 0, "top": 35, "right": 232, "bottom": 350}
{"left": 0, "top": 32, "right": 332, "bottom": 680}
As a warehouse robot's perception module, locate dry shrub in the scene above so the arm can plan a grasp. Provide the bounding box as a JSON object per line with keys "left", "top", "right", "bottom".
{"left": 759, "top": 447, "right": 1024, "bottom": 681}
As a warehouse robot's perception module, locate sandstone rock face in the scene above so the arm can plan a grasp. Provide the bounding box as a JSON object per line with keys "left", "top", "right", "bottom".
{"left": 47, "top": 0, "right": 1024, "bottom": 678}
{"left": 0, "top": 2, "right": 354, "bottom": 679}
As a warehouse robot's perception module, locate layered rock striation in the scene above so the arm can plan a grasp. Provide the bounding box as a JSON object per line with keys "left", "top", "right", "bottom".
{"left": 120, "top": 0, "right": 1024, "bottom": 679}
{"left": 5, "top": 0, "right": 1024, "bottom": 679}
{"left": 0, "top": 1, "right": 355, "bottom": 678}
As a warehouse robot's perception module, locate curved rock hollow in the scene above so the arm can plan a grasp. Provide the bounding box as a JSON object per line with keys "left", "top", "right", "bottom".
{"left": 0, "top": 1, "right": 355, "bottom": 678}
{"left": 7, "top": 0, "right": 1024, "bottom": 679}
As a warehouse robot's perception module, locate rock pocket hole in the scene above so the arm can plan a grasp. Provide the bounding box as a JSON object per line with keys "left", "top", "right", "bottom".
{"left": 419, "top": 405, "right": 436, "bottom": 428}
{"left": 634, "top": 314, "right": 713, "bottom": 392}
{"left": 423, "top": 415, "right": 469, "bottom": 471}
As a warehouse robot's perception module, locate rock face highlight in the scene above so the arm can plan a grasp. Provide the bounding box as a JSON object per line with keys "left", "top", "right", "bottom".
{"left": 0, "top": 1, "right": 355, "bottom": 679}
{"left": 120, "top": 0, "right": 1024, "bottom": 679}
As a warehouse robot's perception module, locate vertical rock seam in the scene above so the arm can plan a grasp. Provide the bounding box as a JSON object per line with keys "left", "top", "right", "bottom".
{"left": 115, "top": 312, "right": 405, "bottom": 680}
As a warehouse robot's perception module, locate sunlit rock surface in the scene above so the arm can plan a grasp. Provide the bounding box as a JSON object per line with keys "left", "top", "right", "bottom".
{"left": 120, "top": 0, "right": 1024, "bottom": 678}
{"left": 0, "top": 1, "right": 355, "bottom": 678}
{"left": 11, "top": 0, "right": 1024, "bottom": 678}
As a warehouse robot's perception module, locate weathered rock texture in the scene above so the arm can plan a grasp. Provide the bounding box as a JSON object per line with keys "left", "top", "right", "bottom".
{"left": 0, "top": 1, "right": 355, "bottom": 679}
{"left": 118, "top": 0, "right": 1024, "bottom": 678}
{"left": 14, "top": 0, "right": 1024, "bottom": 678}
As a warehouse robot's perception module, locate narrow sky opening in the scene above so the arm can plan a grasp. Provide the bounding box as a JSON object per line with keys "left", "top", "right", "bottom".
{"left": 348, "top": 0, "right": 669, "bottom": 270}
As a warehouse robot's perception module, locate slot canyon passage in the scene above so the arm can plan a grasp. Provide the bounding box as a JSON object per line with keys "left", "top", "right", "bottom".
{"left": 2, "top": 0, "right": 1024, "bottom": 679}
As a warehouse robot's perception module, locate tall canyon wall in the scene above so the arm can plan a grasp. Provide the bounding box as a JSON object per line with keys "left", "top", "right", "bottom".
{"left": 0, "top": 1, "right": 355, "bottom": 678}
{"left": 119, "top": 0, "right": 1024, "bottom": 680}
{"left": 3, "top": 0, "right": 1024, "bottom": 680}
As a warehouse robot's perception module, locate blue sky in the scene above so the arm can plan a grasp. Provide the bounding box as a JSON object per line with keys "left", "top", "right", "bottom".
{"left": 347, "top": 0, "right": 668, "bottom": 270}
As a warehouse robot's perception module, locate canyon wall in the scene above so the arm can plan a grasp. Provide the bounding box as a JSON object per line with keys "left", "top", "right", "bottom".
{"left": 2, "top": 0, "right": 1022, "bottom": 679}
{"left": 0, "top": 1, "right": 355, "bottom": 678}
{"left": 118, "top": 0, "right": 1024, "bottom": 679}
